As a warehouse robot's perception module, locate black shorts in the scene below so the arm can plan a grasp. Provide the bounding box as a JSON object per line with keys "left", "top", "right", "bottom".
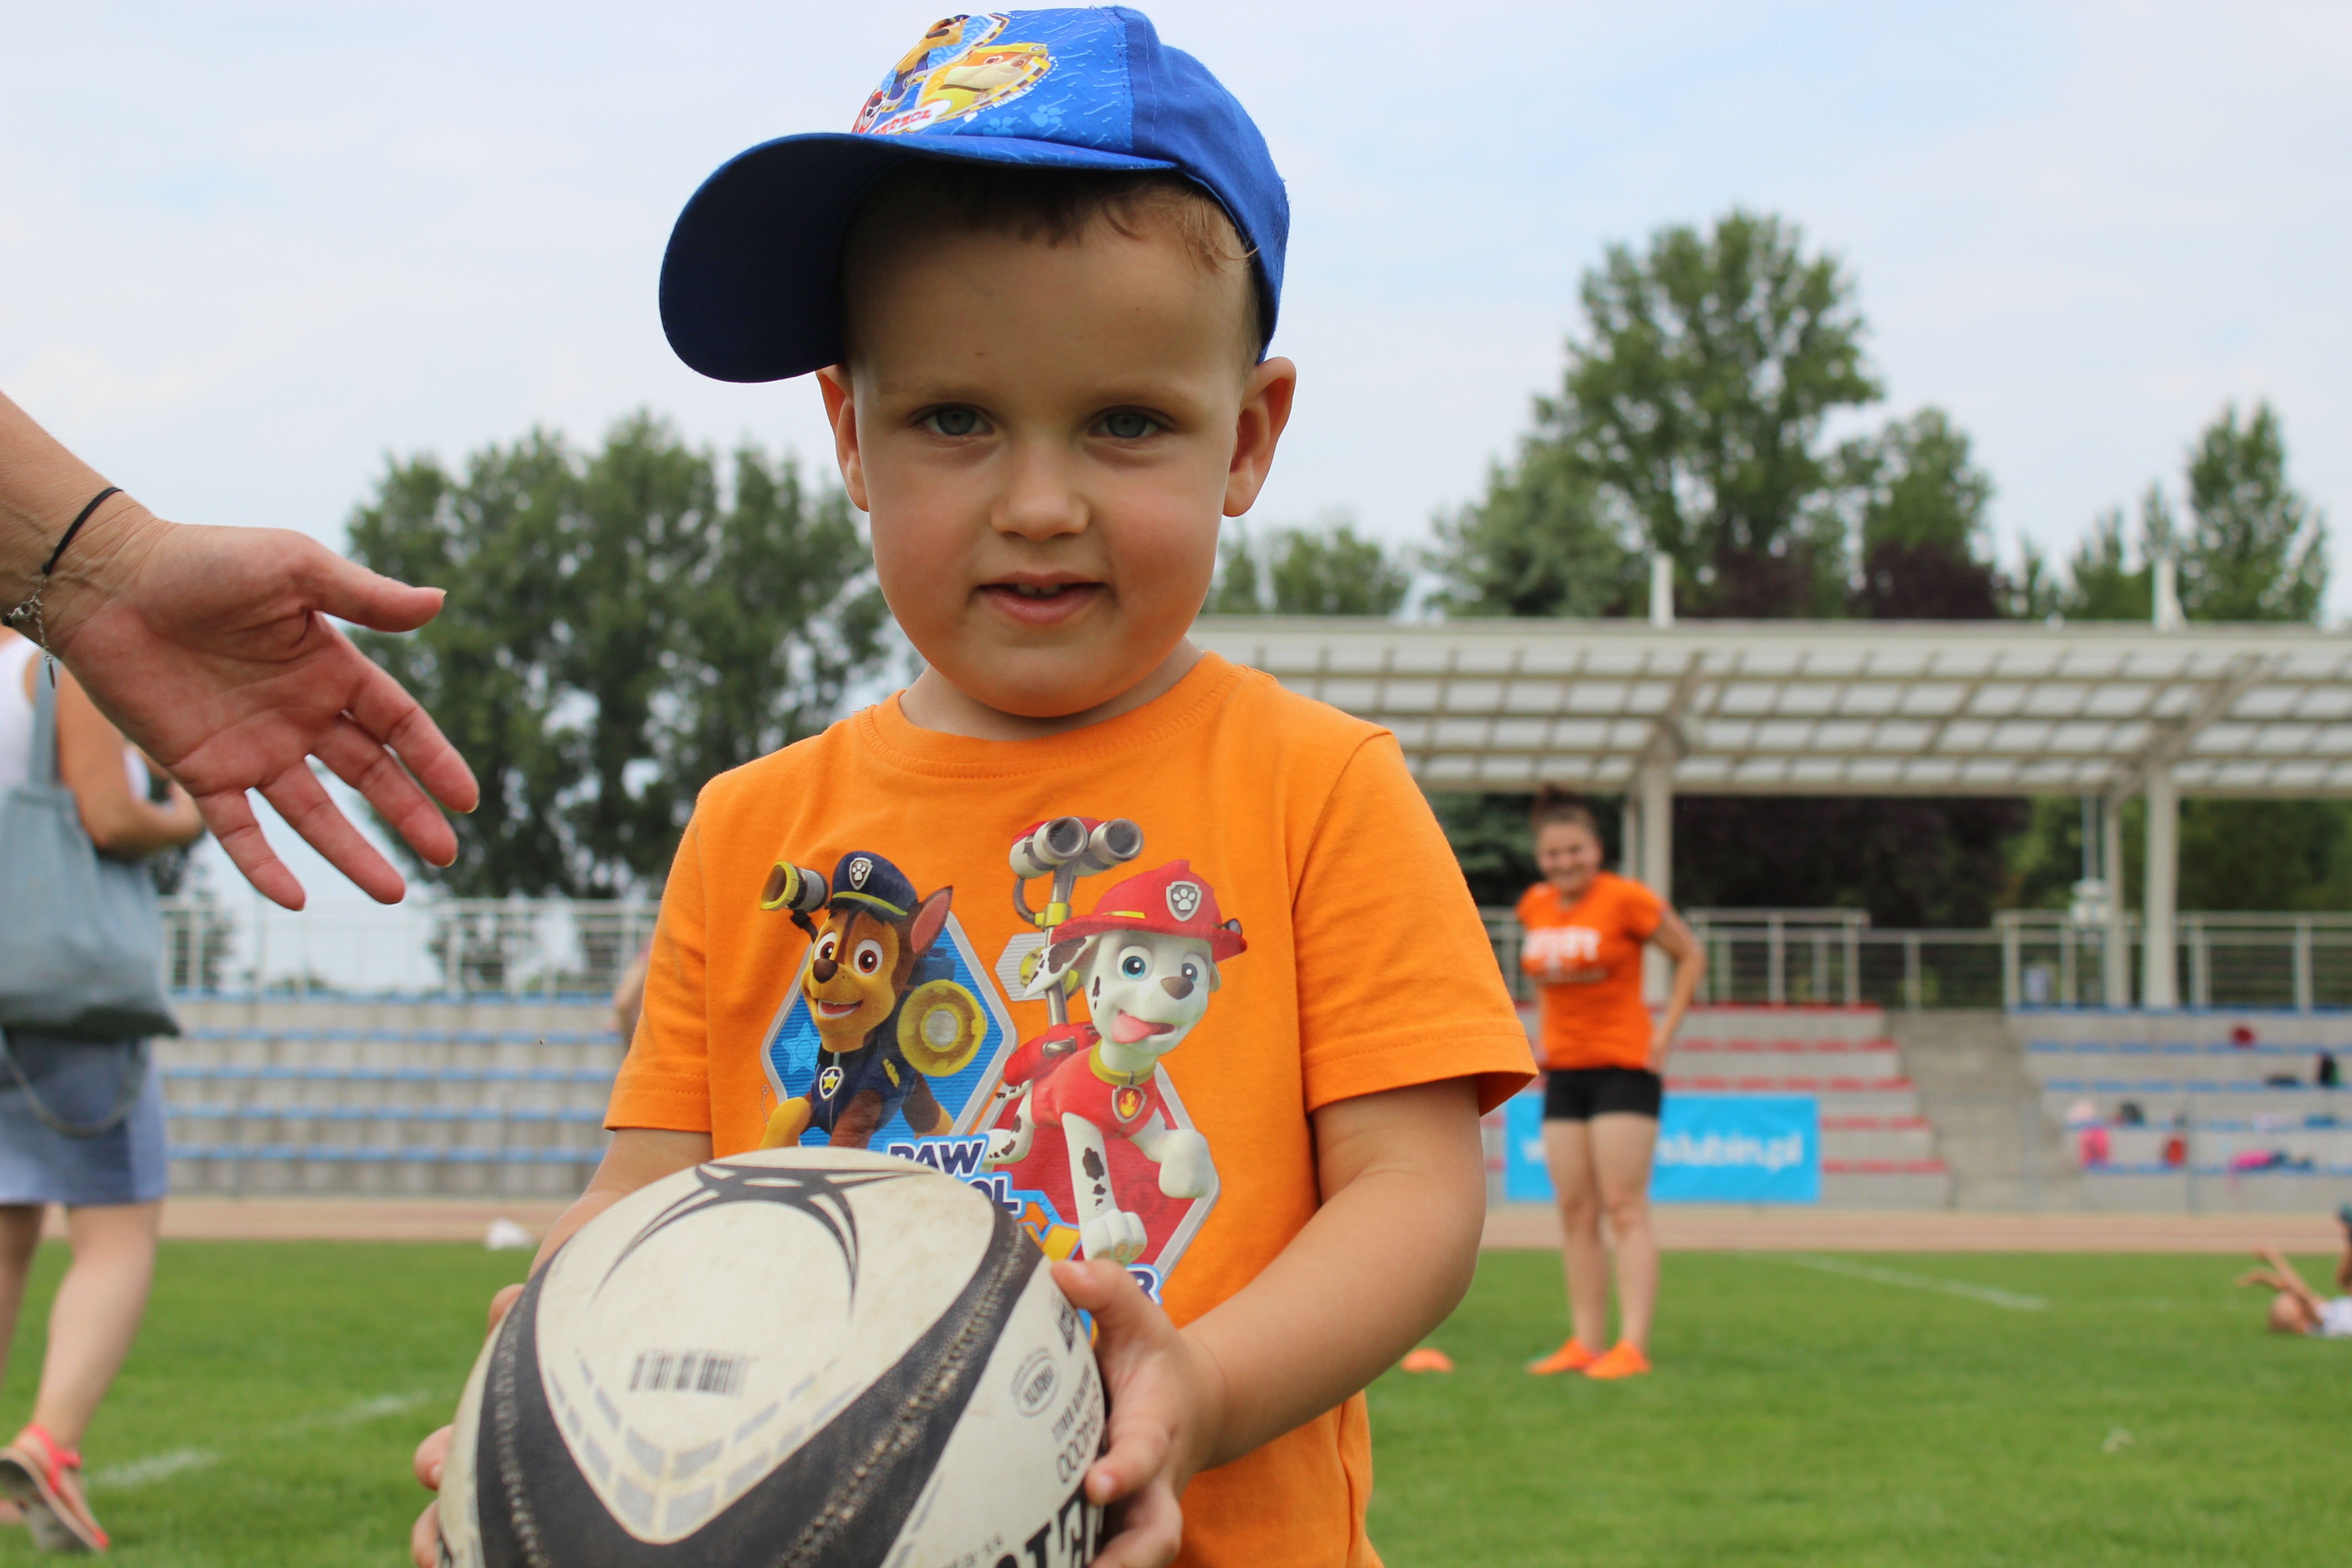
{"left": 1542, "top": 1066, "right": 1664, "bottom": 1122}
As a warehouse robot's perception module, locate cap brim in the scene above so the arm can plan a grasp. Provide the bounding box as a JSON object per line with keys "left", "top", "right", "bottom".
{"left": 660, "top": 132, "right": 1174, "bottom": 384}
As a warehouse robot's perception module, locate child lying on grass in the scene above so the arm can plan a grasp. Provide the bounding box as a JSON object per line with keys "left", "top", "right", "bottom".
{"left": 2237, "top": 1208, "right": 2352, "bottom": 1335}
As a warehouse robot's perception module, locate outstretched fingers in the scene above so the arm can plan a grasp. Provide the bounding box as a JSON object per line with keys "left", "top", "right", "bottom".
{"left": 258, "top": 759, "right": 407, "bottom": 906}
{"left": 313, "top": 713, "right": 457, "bottom": 870}
{"left": 198, "top": 787, "right": 306, "bottom": 911}
{"left": 296, "top": 537, "right": 450, "bottom": 637}
{"left": 338, "top": 632, "right": 479, "bottom": 816}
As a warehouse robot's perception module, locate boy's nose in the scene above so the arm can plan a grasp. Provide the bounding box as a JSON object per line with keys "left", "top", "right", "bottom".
{"left": 991, "top": 446, "right": 1088, "bottom": 540}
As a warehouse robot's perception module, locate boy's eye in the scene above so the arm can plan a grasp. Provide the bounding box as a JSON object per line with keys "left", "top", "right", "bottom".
{"left": 922, "top": 407, "right": 983, "bottom": 436}
{"left": 1099, "top": 412, "right": 1158, "bottom": 440}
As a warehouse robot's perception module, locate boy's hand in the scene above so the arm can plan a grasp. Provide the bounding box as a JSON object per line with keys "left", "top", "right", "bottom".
{"left": 411, "top": 1283, "right": 524, "bottom": 1568}
{"left": 1052, "top": 1258, "right": 1229, "bottom": 1568}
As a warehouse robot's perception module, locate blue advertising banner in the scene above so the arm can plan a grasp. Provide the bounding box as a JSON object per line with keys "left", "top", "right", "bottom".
{"left": 1503, "top": 1091, "right": 1821, "bottom": 1205}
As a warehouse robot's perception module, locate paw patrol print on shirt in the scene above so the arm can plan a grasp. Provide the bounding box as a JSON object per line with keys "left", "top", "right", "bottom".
{"left": 754, "top": 819, "right": 1240, "bottom": 1295}
{"left": 755, "top": 852, "right": 1011, "bottom": 1153}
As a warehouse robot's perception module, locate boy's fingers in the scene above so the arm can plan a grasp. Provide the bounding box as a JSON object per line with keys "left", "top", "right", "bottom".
{"left": 1087, "top": 1477, "right": 1182, "bottom": 1568}
{"left": 413, "top": 1426, "right": 451, "bottom": 1490}
{"left": 489, "top": 1282, "right": 525, "bottom": 1332}
{"left": 1087, "top": 1416, "right": 1171, "bottom": 1507}
{"left": 1052, "top": 1257, "right": 1163, "bottom": 1348}
{"left": 411, "top": 1500, "right": 442, "bottom": 1568}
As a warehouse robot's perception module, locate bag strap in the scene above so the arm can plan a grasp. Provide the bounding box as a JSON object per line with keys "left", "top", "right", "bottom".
{"left": 0, "top": 1030, "right": 150, "bottom": 1139}
{"left": 28, "top": 658, "right": 57, "bottom": 785}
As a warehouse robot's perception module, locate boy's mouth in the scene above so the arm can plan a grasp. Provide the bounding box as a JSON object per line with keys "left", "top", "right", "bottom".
{"left": 980, "top": 579, "right": 1105, "bottom": 626}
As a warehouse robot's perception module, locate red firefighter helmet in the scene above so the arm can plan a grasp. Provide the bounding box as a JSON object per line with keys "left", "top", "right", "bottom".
{"left": 1053, "top": 859, "right": 1246, "bottom": 960}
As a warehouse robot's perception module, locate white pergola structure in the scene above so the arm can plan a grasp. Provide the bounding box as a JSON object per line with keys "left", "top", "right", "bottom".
{"left": 1191, "top": 563, "right": 2352, "bottom": 1008}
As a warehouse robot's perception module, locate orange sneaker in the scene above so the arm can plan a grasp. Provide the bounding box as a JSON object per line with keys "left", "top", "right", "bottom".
{"left": 1526, "top": 1337, "right": 1599, "bottom": 1375}
{"left": 1583, "top": 1342, "right": 1651, "bottom": 1380}
{"left": 1400, "top": 1347, "right": 1455, "bottom": 1373}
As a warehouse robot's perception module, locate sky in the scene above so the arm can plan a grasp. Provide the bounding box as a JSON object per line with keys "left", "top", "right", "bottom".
{"left": 7, "top": 0, "right": 2349, "bottom": 910}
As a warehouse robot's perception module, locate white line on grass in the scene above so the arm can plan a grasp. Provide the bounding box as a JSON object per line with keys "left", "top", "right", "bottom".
{"left": 83, "top": 1389, "right": 442, "bottom": 1493}
{"left": 88, "top": 1449, "right": 219, "bottom": 1490}
{"left": 1745, "top": 1252, "right": 2048, "bottom": 1311}
{"left": 329, "top": 1391, "right": 435, "bottom": 1426}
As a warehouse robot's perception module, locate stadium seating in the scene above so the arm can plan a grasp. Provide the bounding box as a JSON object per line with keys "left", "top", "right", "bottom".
{"left": 2015, "top": 1008, "right": 2352, "bottom": 1210}
{"left": 1513, "top": 1002, "right": 1953, "bottom": 1206}
{"left": 161, "top": 996, "right": 621, "bottom": 1196}
{"left": 1671, "top": 1004, "right": 1950, "bottom": 1205}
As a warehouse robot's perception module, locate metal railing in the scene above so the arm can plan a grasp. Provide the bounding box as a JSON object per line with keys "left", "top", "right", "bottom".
{"left": 1996, "top": 911, "right": 2352, "bottom": 1012}
{"left": 1483, "top": 906, "right": 2004, "bottom": 1009}
{"left": 158, "top": 897, "right": 659, "bottom": 1000}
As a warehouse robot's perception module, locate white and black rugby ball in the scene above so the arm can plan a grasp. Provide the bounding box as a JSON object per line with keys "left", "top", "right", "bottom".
{"left": 438, "top": 1148, "right": 1104, "bottom": 1568}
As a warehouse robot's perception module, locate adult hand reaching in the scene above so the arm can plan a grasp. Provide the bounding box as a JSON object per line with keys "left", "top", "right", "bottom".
{"left": 3, "top": 390, "right": 477, "bottom": 908}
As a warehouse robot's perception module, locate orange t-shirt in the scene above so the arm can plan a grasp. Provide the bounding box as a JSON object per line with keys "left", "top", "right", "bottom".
{"left": 611, "top": 653, "right": 1532, "bottom": 1568}
{"left": 1516, "top": 872, "right": 1663, "bottom": 1071}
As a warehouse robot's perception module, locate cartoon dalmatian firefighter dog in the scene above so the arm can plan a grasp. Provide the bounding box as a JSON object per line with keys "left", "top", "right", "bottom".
{"left": 985, "top": 861, "right": 1245, "bottom": 1262}
{"left": 757, "top": 851, "right": 988, "bottom": 1149}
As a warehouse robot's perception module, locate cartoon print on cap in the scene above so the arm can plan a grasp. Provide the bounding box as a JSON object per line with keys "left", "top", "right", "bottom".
{"left": 853, "top": 14, "right": 1055, "bottom": 137}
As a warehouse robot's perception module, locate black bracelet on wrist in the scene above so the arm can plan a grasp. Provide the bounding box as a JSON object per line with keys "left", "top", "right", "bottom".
{"left": 5, "top": 484, "right": 125, "bottom": 657}
{"left": 40, "top": 485, "right": 122, "bottom": 578}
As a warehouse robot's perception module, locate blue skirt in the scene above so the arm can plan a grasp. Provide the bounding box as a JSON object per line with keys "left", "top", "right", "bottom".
{"left": 0, "top": 1032, "right": 167, "bottom": 1207}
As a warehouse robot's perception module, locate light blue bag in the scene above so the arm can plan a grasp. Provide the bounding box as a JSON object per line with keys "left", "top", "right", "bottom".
{"left": 0, "top": 666, "right": 177, "bottom": 1041}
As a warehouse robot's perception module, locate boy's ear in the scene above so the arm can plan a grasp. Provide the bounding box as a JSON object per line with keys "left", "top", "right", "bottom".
{"left": 816, "top": 366, "right": 870, "bottom": 513}
{"left": 1224, "top": 355, "right": 1298, "bottom": 519}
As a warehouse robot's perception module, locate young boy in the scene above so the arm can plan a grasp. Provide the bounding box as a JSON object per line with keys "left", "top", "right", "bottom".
{"left": 412, "top": 11, "right": 1531, "bottom": 1566}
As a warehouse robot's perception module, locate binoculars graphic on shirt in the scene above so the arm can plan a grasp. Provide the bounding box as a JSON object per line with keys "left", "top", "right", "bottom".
{"left": 758, "top": 860, "right": 829, "bottom": 916}
{"left": 1007, "top": 816, "right": 1142, "bottom": 881}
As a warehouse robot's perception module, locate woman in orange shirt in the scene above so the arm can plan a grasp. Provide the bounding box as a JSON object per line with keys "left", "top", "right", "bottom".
{"left": 1518, "top": 788, "right": 1702, "bottom": 1380}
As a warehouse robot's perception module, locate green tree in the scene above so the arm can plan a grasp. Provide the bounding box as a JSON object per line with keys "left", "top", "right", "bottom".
{"left": 1561, "top": 209, "right": 1878, "bottom": 616}
{"left": 1433, "top": 210, "right": 1878, "bottom": 618}
{"left": 2019, "top": 401, "right": 2337, "bottom": 919}
{"left": 1208, "top": 516, "right": 1411, "bottom": 617}
{"left": 1429, "top": 446, "right": 1635, "bottom": 617}
{"left": 346, "top": 413, "right": 883, "bottom": 897}
{"left": 1207, "top": 528, "right": 1264, "bottom": 613}
{"left": 2179, "top": 401, "right": 2327, "bottom": 622}
{"left": 1839, "top": 407, "right": 2002, "bottom": 620}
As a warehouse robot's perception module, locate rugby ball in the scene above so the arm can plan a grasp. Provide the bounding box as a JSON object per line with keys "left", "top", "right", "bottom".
{"left": 438, "top": 1148, "right": 1103, "bottom": 1568}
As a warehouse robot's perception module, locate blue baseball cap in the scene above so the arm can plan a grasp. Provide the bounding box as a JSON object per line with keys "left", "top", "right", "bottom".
{"left": 659, "top": 8, "right": 1287, "bottom": 383}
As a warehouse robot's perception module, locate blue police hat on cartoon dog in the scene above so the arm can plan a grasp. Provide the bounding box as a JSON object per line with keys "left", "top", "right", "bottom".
{"left": 828, "top": 851, "right": 920, "bottom": 921}
{"left": 659, "top": 7, "right": 1289, "bottom": 383}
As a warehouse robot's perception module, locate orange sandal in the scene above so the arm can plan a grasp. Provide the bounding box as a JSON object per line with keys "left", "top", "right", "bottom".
{"left": 0, "top": 1424, "right": 108, "bottom": 1552}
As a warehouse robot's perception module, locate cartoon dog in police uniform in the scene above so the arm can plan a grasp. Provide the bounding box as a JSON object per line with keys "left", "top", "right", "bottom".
{"left": 761, "top": 852, "right": 984, "bottom": 1150}
{"left": 984, "top": 861, "right": 1243, "bottom": 1263}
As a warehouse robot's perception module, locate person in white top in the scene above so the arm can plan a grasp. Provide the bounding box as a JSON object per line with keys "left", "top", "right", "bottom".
{"left": 0, "top": 625, "right": 204, "bottom": 1550}
{"left": 2239, "top": 1221, "right": 2352, "bottom": 1337}
{"left": 0, "top": 388, "right": 478, "bottom": 908}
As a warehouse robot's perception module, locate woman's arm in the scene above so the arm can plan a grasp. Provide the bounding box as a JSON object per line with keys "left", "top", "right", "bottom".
{"left": 25, "top": 655, "right": 205, "bottom": 857}
{"left": 1646, "top": 907, "right": 1705, "bottom": 1072}
{"left": 2, "top": 389, "right": 477, "bottom": 907}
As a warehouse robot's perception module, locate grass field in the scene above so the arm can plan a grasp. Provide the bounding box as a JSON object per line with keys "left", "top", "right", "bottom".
{"left": 0, "top": 1241, "right": 2337, "bottom": 1565}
